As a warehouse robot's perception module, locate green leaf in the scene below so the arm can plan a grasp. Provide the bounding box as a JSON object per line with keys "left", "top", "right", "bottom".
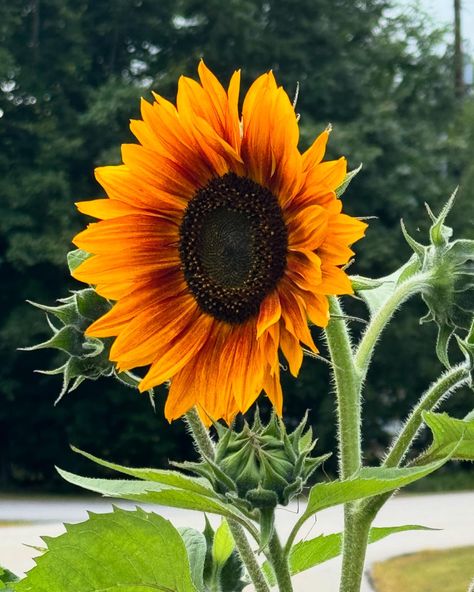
{"left": 71, "top": 446, "right": 216, "bottom": 496}
{"left": 67, "top": 248, "right": 92, "bottom": 274}
{"left": 0, "top": 566, "right": 19, "bottom": 591}
{"left": 179, "top": 528, "right": 207, "bottom": 592}
{"left": 13, "top": 507, "right": 196, "bottom": 592}
{"left": 57, "top": 468, "right": 252, "bottom": 523}
{"left": 421, "top": 411, "right": 474, "bottom": 462}
{"left": 212, "top": 519, "right": 235, "bottom": 566}
{"left": 351, "top": 256, "right": 420, "bottom": 316}
{"left": 264, "top": 524, "right": 434, "bottom": 583}
{"left": 335, "top": 163, "right": 362, "bottom": 198}
{"left": 299, "top": 451, "right": 456, "bottom": 527}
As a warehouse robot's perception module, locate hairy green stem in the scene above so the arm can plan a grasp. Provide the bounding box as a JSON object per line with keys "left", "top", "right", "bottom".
{"left": 325, "top": 297, "right": 361, "bottom": 479}
{"left": 184, "top": 407, "right": 215, "bottom": 459}
{"left": 268, "top": 531, "right": 293, "bottom": 592}
{"left": 338, "top": 510, "right": 373, "bottom": 592}
{"left": 184, "top": 408, "right": 270, "bottom": 592}
{"left": 383, "top": 363, "right": 469, "bottom": 468}
{"left": 354, "top": 273, "right": 429, "bottom": 381}
{"left": 228, "top": 521, "right": 271, "bottom": 592}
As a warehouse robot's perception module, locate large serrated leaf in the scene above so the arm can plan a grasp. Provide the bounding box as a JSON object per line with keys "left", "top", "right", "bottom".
{"left": 13, "top": 507, "right": 196, "bottom": 592}
{"left": 72, "top": 446, "right": 216, "bottom": 496}
{"left": 299, "top": 449, "right": 456, "bottom": 527}
{"left": 57, "top": 468, "right": 251, "bottom": 523}
{"left": 421, "top": 411, "right": 474, "bottom": 462}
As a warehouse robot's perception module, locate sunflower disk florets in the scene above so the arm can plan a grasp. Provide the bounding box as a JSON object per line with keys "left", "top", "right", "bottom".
{"left": 181, "top": 411, "right": 330, "bottom": 510}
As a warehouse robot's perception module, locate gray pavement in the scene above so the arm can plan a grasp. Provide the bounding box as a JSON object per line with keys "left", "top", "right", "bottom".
{"left": 1, "top": 491, "right": 473, "bottom": 590}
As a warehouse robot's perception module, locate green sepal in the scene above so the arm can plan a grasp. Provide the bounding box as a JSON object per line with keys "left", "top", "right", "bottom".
{"left": 335, "top": 163, "right": 362, "bottom": 198}
{"left": 67, "top": 248, "right": 91, "bottom": 273}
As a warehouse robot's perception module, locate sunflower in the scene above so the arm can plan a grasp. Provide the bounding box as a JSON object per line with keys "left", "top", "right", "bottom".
{"left": 72, "top": 61, "right": 367, "bottom": 423}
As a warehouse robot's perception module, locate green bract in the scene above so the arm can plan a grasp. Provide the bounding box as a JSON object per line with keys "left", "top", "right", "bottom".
{"left": 402, "top": 192, "right": 474, "bottom": 367}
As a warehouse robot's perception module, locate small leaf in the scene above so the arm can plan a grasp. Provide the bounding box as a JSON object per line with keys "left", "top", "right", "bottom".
{"left": 212, "top": 519, "right": 235, "bottom": 566}
{"left": 335, "top": 163, "right": 362, "bottom": 198}
{"left": 179, "top": 527, "right": 207, "bottom": 592}
{"left": 13, "top": 508, "right": 196, "bottom": 592}
{"left": 0, "top": 567, "right": 19, "bottom": 592}
{"left": 67, "top": 248, "right": 91, "bottom": 274}
{"left": 420, "top": 411, "right": 474, "bottom": 462}
{"left": 265, "top": 524, "right": 435, "bottom": 582}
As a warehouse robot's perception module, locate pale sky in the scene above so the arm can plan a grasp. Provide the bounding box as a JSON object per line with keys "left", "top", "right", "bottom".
{"left": 398, "top": 0, "right": 474, "bottom": 52}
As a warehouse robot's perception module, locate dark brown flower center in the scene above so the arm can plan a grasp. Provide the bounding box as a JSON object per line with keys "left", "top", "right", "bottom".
{"left": 179, "top": 173, "right": 288, "bottom": 324}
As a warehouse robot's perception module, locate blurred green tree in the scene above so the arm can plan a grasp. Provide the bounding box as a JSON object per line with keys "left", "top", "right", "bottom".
{"left": 0, "top": 0, "right": 470, "bottom": 488}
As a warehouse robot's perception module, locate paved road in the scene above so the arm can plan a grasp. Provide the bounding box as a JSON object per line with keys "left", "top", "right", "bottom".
{"left": 1, "top": 492, "right": 473, "bottom": 591}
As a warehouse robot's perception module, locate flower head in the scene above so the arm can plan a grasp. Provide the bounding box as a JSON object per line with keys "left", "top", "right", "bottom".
{"left": 72, "top": 62, "right": 367, "bottom": 422}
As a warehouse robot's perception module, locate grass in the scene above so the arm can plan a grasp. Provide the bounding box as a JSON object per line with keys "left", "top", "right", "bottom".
{"left": 0, "top": 521, "right": 31, "bottom": 527}
{"left": 371, "top": 546, "right": 474, "bottom": 592}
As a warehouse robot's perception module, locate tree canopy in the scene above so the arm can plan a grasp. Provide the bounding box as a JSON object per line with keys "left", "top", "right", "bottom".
{"left": 0, "top": 0, "right": 471, "bottom": 489}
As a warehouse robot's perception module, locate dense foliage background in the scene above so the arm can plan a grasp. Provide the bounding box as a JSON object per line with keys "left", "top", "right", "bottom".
{"left": 1, "top": 0, "right": 473, "bottom": 490}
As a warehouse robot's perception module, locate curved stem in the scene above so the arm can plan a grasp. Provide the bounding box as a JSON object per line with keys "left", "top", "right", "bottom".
{"left": 354, "top": 273, "right": 429, "bottom": 382}
{"left": 383, "top": 362, "right": 469, "bottom": 468}
{"left": 325, "top": 297, "right": 361, "bottom": 479}
{"left": 268, "top": 531, "right": 293, "bottom": 592}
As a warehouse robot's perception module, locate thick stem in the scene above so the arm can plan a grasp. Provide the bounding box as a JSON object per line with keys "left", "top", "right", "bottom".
{"left": 268, "top": 531, "right": 293, "bottom": 592}
{"left": 228, "top": 521, "right": 271, "bottom": 592}
{"left": 354, "top": 273, "right": 429, "bottom": 382}
{"left": 339, "top": 510, "right": 373, "bottom": 592}
{"left": 325, "top": 297, "right": 361, "bottom": 479}
{"left": 384, "top": 363, "right": 469, "bottom": 468}
{"left": 184, "top": 407, "right": 215, "bottom": 459}
{"left": 184, "top": 409, "right": 270, "bottom": 592}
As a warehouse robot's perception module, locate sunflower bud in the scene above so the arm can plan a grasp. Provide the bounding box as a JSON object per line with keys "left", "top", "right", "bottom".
{"left": 402, "top": 191, "right": 474, "bottom": 367}
{"left": 179, "top": 411, "right": 330, "bottom": 511}
{"left": 23, "top": 288, "right": 115, "bottom": 402}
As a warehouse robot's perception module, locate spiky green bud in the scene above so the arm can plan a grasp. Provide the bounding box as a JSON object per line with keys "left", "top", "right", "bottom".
{"left": 402, "top": 191, "right": 474, "bottom": 367}
{"left": 179, "top": 411, "right": 330, "bottom": 510}
{"left": 23, "top": 289, "right": 114, "bottom": 402}
{"left": 23, "top": 287, "right": 152, "bottom": 403}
